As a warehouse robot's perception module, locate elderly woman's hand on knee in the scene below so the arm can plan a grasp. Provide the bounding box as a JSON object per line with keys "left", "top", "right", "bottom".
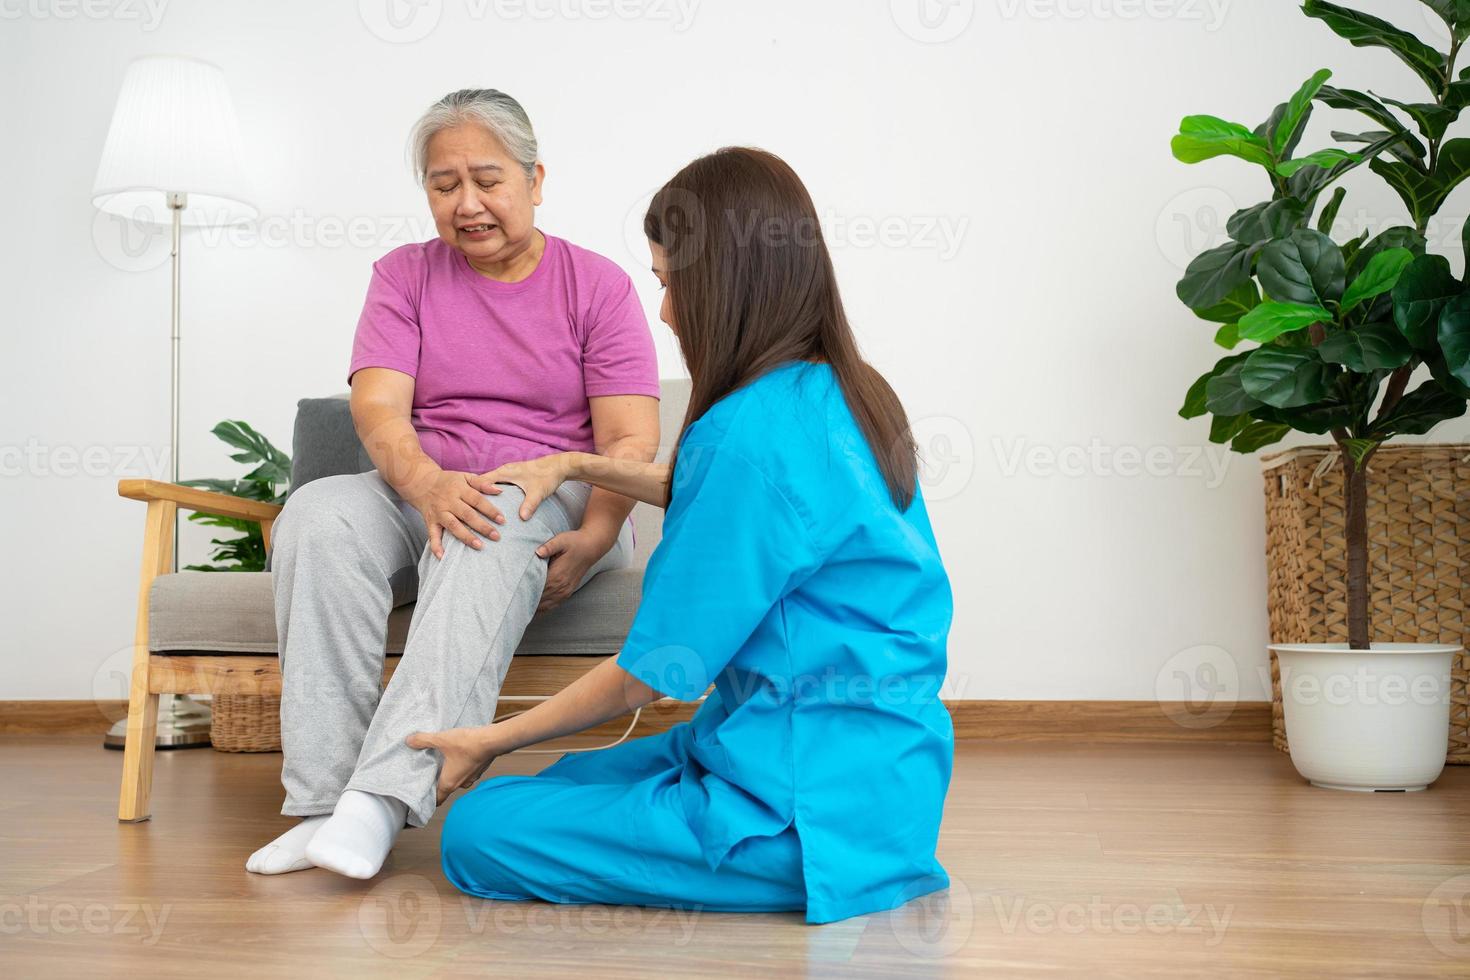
{"left": 405, "top": 467, "right": 508, "bottom": 560}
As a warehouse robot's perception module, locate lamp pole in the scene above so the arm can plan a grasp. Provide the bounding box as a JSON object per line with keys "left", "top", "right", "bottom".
{"left": 169, "top": 190, "right": 185, "bottom": 572}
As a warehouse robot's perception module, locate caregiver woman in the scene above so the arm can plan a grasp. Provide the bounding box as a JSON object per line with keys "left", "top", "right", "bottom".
{"left": 246, "top": 89, "right": 660, "bottom": 879}
{"left": 408, "top": 147, "right": 955, "bottom": 924}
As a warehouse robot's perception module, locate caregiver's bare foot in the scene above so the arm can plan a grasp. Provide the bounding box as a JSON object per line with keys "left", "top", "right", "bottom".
{"left": 406, "top": 726, "right": 499, "bottom": 805}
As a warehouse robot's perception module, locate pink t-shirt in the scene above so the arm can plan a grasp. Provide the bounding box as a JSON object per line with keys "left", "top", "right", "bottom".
{"left": 347, "top": 232, "right": 660, "bottom": 473}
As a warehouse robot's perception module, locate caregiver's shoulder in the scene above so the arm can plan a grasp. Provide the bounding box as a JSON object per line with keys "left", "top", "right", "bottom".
{"left": 690, "top": 362, "right": 848, "bottom": 472}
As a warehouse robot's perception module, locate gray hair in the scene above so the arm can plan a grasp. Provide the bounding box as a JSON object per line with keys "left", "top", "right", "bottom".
{"left": 408, "top": 88, "right": 539, "bottom": 184}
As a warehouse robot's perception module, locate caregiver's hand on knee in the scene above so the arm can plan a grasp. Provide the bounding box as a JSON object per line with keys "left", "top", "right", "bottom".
{"left": 535, "top": 527, "right": 614, "bottom": 613}
{"left": 475, "top": 453, "right": 574, "bottom": 519}
{"left": 407, "top": 468, "right": 508, "bottom": 559}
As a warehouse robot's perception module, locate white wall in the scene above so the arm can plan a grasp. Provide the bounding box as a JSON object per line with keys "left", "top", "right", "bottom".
{"left": 4, "top": 0, "right": 1465, "bottom": 703}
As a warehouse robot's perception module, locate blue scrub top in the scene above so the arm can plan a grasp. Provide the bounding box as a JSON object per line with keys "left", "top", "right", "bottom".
{"left": 616, "top": 359, "right": 955, "bottom": 924}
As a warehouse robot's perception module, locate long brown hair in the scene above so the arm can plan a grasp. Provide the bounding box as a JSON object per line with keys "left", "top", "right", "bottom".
{"left": 644, "top": 147, "right": 918, "bottom": 511}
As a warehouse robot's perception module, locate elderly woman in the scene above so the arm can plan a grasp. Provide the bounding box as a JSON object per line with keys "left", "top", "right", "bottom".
{"left": 246, "top": 89, "right": 660, "bottom": 879}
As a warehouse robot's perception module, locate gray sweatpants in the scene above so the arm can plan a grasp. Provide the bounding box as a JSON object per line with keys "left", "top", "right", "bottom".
{"left": 268, "top": 468, "right": 633, "bottom": 829}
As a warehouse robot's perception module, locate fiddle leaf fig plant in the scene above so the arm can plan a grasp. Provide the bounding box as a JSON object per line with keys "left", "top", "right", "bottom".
{"left": 178, "top": 420, "right": 290, "bottom": 573}
{"left": 1172, "top": 0, "right": 1470, "bottom": 650}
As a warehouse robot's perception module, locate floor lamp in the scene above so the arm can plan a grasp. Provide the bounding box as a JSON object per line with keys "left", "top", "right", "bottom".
{"left": 92, "top": 55, "right": 258, "bottom": 749}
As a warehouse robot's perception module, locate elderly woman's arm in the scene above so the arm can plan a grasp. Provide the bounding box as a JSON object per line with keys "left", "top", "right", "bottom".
{"left": 350, "top": 367, "right": 509, "bottom": 559}
{"left": 533, "top": 394, "right": 660, "bottom": 612}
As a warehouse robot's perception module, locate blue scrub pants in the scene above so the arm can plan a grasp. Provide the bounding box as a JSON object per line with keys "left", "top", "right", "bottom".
{"left": 439, "top": 725, "right": 807, "bottom": 914}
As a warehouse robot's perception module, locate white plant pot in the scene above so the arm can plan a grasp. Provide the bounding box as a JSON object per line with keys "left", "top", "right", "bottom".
{"left": 1270, "top": 642, "right": 1460, "bottom": 792}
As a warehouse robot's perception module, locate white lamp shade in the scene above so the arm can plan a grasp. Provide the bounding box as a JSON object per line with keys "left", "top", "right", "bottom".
{"left": 92, "top": 56, "right": 257, "bottom": 227}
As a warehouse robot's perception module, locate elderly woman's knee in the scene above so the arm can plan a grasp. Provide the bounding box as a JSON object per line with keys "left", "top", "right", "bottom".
{"left": 274, "top": 473, "right": 371, "bottom": 548}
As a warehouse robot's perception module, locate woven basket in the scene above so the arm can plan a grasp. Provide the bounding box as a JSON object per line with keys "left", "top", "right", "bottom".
{"left": 209, "top": 694, "right": 282, "bottom": 752}
{"left": 1261, "top": 442, "right": 1470, "bottom": 764}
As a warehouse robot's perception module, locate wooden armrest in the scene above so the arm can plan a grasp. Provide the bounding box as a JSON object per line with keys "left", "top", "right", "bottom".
{"left": 117, "top": 480, "right": 283, "bottom": 524}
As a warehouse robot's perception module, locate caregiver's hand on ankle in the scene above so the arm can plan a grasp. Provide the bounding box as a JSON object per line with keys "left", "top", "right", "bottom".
{"left": 474, "top": 453, "right": 575, "bottom": 520}
{"left": 407, "top": 468, "right": 507, "bottom": 559}
{"left": 405, "top": 725, "right": 502, "bottom": 806}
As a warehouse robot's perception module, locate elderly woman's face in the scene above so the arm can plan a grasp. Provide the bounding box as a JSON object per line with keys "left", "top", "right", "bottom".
{"left": 424, "top": 123, "right": 543, "bottom": 267}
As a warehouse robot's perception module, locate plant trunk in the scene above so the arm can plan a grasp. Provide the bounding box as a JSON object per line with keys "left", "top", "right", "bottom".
{"left": 1343, "top": 454, "right": 1370, "bottom": 650}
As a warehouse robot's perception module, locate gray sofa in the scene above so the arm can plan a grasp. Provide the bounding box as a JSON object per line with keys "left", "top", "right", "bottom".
{"left": 146, "top": 379, "right": 690, "bottom": 661}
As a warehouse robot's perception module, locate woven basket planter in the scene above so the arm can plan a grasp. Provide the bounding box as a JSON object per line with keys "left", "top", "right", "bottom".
{"left": 1261, "top": 442, "right": 1470, "bottom": 764}
{"left": 209, "top": 694, "right": 282, "bottom": 752}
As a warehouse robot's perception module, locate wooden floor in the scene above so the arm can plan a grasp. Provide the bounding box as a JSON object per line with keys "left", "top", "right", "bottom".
{"left": 2, "top": 735, "right": 1468, "bottom": 978}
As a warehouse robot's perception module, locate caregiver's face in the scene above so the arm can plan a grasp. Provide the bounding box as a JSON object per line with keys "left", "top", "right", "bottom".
{"left": 424, "top": 123, "right": 544, "bottom": 269}
{"left": 649, "top": 240, "right": 675, "bottom": 334}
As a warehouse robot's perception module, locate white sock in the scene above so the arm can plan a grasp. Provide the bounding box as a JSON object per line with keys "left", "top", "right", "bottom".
{"left": 246, "top": 815, "right": 329, "bottom": 875}
{"left": 304, "top": 789, "right": 408, "bottom": 880}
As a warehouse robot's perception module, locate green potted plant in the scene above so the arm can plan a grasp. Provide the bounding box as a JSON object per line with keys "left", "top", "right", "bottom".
{"left": 1171, "top": 0, "right": 1468, "bottom": 790}
{"left": 179, "top": 420, "right": 289, "bottom": 572}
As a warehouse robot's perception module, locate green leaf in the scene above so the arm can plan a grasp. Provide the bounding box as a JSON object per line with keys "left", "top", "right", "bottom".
{"left": 1317, "top": 86, "right": 1429, "bottom": 163}
{"left": 1341, "top": 438, "right": 1381, "bottom": 465}
{"left": 1231, "top": 421, "right": 1293, "bottom": 453}
{"left": 1273, "top": 69, "right": 1334, "bottom": 156}
{"left": 1316, "top": 186, "right": 1347, "bottom": 234}
{"left": 1241, "top": 348, "right": 1337, "bottom": 408}
{"left": 1177, "top": 240, "right": 1260, "bottom": 311}
{"left": 1302, "top": 1, "right": 1449, "bottom": 94}
{"left": 1426, "top": 348, "right": 1470, "bottom": 397}
{"left": 1226, "top": 199, "right": 1308, "bottom": 245}
{"left": 1238, "top": 301, "right": 1333, "bottom": 343}
{"left": 1369, "top": 138, "right": 1470, "bottom": 229}
{"left": 1347, "top": 226, "right": 1427, "bottom": 280}
{"left": 1461, "top": 213, "right": 1470, "bottom": 268}
{"left": 1340, "top": 247, "right": 1415, "bottom": 314}
{"left": 1255, "top": 401, "right": 1355, "bottom": 434}
{"left": 1258, "top": 101, "right": 1311, "bottom": 162}
{"left": 1204, "top": 355, "right": 1265, "bottom": 415}
{"left": 1277, "top": 149, "right": 1360, "bottom": 177}
{"left": 1377, "top": 92, "right": 1461, "bottom": 142}
{"left": 1214, "top": 322, "right": 1242, "bottom": 349}
{"left": 1340, "top": 229, "right": 1371, "bottom": 271}
{"left": 1181, "top": 351, "right": 1251, "bottom": 418}
{"left": 1287, "top": 130, "right": 1414, "bottom": 200}
{"left": 1172, "top": 115, "right": 1275, "bottom": 168}
{"left": 1316, "top": 321, "right": 1414, "bottom": 370}
{"left": 1257, "top": 230, "right": 1346, "bottom": 306}
{"left": 1393, "top": 253, "right": 1461, "bottom": 350}
{"left": 1193, "top": 280, "right": 1260, "bottom": 324}
{"left": 1209, "top": 412, "right": 1254, "bottom": 444}
{"left": 1329, "top": 129, "right": 1427, "bottom": 168}
{"left": 1436, "top": 291, "right": 1470, "bottom": 385}
{"left": 1369, "top": 380, "right": 1469, "bottom": 436}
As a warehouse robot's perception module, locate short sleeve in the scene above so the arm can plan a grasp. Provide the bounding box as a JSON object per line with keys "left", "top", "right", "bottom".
{"left": 347, "top": 257, "right": 420, "bottom": 385}
{"left": 616, "top": 440, "right": 822, "bottom": 700}
{"left": 581, "top": 271, "right": 660, "bottom": 399}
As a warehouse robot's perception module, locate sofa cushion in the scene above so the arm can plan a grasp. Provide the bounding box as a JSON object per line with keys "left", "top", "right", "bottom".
{"left": 149, "top": 567, "right": 644, "bottom": 658}
{"left": 287, "top": 394, "right": 376, "bottom": 500}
